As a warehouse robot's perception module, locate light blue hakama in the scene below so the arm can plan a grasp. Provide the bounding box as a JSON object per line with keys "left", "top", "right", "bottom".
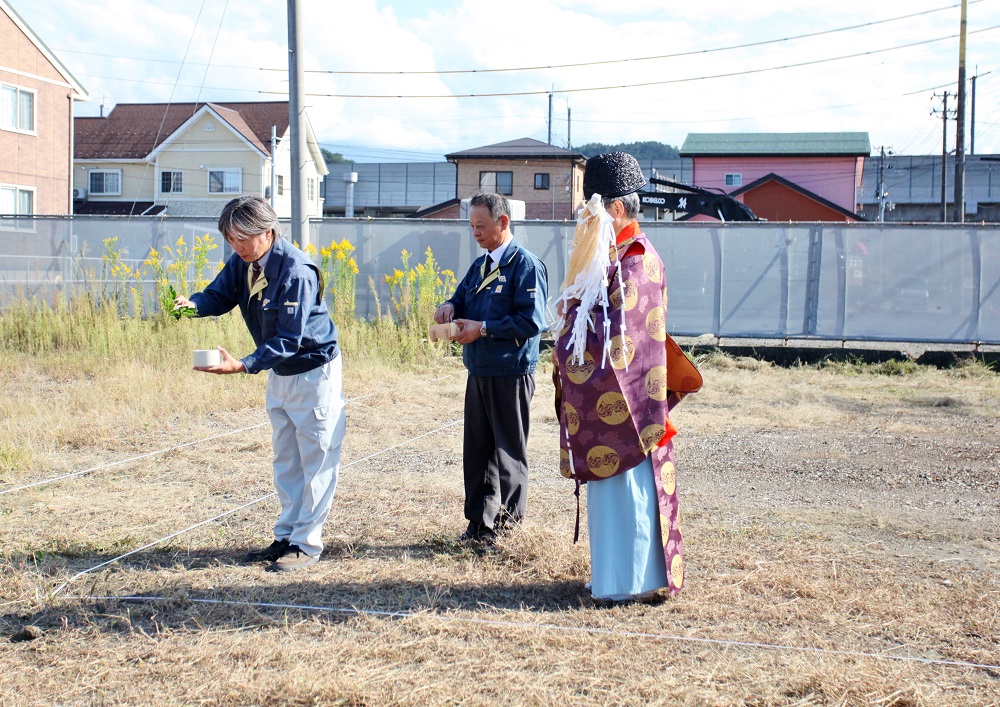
{"left": 586, "top": 456, "right": 668, "bottom": 600}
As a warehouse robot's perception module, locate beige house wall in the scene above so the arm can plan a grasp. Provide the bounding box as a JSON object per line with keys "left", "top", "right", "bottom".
{"left": 73, "top": 161, "right": 155, "bottom": 201}
{"left": 1, "top": 9, "right": 76, "bottom": 214}
{"left": 454, "top": 157, "right": 585, "bottom": 220}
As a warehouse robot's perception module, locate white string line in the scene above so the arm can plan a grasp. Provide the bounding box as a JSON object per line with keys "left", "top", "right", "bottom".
{"left": 0, "top": 422, "right": 269, "bottom": 498}
{"left": 1, "top": 374, "right": 456, "bottom": 497}
{"left": 67, "top": 594, "right": 1000, "bottom": 674}
{"left": 49, "top": 417, "right": 464, "bottom": 597}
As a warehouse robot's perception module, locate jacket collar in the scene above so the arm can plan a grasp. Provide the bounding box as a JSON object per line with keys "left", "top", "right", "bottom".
{"left": 482, "top": 239, "right": 519, "bottom": 268}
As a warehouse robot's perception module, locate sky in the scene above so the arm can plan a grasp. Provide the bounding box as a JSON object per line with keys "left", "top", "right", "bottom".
{"left": 13, "top": 0, "right": 1000, "bottom": 162}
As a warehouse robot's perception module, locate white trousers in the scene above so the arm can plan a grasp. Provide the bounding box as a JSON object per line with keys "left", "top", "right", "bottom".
{"left": 266, "top": 355, "right": 345, "bottom": 557}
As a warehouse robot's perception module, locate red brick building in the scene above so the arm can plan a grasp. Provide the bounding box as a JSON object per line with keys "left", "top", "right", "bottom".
{"left": 1, "top": 0, "right": 88, "bottom": 216}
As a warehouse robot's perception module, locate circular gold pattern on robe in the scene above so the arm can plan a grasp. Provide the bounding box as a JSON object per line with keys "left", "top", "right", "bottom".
{"left": 644, "top": 366, "right": 668, "bottom": 401}
{"left": 608, "top": 335, "right": 635, "bottom": 370}
{"left": 586, "top": 445, "right": 620, "bottom": 478}
{"left": 670, "top": 554, "right": 684, "bottom": 588}
{"left": 563, "top": 402, "right": 581, "bottom": 435}
{"left": 565, "top": 351, "right": 596, "bottom": 384}
{"left": 643, "top": 253, "right": 662, "bottom": 284}
{"left": 639, "top": 423, "right": 667, "bottom": 452}
{"left": 596, "top": 392, "right": 631, "bottom": 426}
{"left": 559, "top": 448, "right": 572, "bottom": 478}
{"left": 609, "top": 280, "right": 638, "bottom": 311}
{"left": 662, "top": 460, "right": 676, "bottom": 495}
{"left": 645, "top": 306, "right": 666, "bottom": 342}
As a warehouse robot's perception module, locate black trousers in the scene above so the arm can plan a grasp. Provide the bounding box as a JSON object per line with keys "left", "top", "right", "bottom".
{"left": 463, "top": 373, "right": 535, "bottom": 535}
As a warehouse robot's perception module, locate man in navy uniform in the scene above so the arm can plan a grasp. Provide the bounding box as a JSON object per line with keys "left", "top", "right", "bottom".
{"left": 434, "top": 191, "right": 548, "bottom": 544}
{"left": 175, "top": 194, "right": 344, "bottom": 571}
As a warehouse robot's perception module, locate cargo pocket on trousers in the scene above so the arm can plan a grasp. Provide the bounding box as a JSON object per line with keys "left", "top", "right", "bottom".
{"left": 310, "top": 405, "right": 331, "bottom": 441}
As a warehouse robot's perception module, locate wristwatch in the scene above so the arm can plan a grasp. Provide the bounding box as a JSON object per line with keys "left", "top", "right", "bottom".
{"left": 479, "top": 321, "right": 487, "bottom": 338}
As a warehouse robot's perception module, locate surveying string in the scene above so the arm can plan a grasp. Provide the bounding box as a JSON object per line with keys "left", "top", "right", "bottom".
{"left": 67, "top": 594, "right": 1000, "bottom": 675}
{"left": 0, "top": 379, "right": 449, "bottom": 498}
{"left": 49, "top": 416, "right": 464, "bottom": 597}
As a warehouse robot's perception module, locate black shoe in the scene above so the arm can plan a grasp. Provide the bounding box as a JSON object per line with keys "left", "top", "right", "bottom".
{"left": 457, "top": 528, "right": 497, "bottom": 545}
{"left": 244, "top": 539, "right": 289, "bottom": 563}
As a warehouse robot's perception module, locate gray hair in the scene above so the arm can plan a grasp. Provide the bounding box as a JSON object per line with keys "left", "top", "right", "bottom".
{"left": 218, "top": 194, "right": 281, "bottom": 242}
{"left": 602, "top": 191, "right": 640, "bottom": 220}
{"left": 469, "top": 191, "right": 511, "bottom": 223}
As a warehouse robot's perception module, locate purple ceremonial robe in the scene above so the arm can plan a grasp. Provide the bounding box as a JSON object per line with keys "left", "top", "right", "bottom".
{"left": 555, "top": 231, "right": 684, "bottom": 595}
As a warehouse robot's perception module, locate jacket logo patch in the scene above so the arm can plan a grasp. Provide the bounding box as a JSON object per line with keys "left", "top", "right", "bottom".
{"left": 495, "top": 285, "right": 503, "bottom": 294}
{"left": 498, "top": 276, "right": 507, "bottom": 282}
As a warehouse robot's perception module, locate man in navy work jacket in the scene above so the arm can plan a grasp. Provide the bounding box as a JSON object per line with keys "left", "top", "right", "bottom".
{"left": 174, "top": 194, "right": 345, "bottom": 572}
{"left": 434, "top": 191, "right": 548, "bottom": 544}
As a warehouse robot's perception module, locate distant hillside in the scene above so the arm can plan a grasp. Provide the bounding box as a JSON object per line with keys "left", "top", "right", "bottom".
{"left": 576, "top": 141, "right": 679, "bottom": 161}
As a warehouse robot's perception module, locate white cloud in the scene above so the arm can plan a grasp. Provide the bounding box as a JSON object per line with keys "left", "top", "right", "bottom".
{"left": 10, "top": 0, "right": 1000, "bottom": 157}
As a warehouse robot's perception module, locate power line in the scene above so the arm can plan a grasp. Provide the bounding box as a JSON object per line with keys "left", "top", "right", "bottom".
{"left": 53, "top": 1, "right": 985, "bottom": 77}
{"left": 258, "top": 25, "right": 1000, "bottom": 100}
{"left": 267, "top": 2, "right": 987, "bottom": 76}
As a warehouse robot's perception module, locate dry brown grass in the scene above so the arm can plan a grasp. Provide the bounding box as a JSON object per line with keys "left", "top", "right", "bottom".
{"left": 1, "top": 348, "right": 999, "bottom": 706}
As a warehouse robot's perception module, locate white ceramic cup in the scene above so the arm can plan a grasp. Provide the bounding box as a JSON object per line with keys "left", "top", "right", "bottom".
{"left": 193, "top": 349, "right": 222, "bottom": 367}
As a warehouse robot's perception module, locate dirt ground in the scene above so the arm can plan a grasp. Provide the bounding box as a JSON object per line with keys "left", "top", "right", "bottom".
{"left": 0, "top": 351, "right": 998, "bottom": 705}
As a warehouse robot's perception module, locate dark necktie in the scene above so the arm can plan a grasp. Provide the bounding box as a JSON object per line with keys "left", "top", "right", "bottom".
{"left": 251, "top": 262, "right": 262, "bottom": 288}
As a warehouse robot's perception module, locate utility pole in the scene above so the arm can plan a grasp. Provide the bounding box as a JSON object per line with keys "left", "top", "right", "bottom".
{"left": 287, "top": 0, "right": 309, "bottom": 248}
{"left": 953, "top": 0, "right": 968, "bottom": 223}
{"left": 970, "top": 72, "right": 977, "bottom": 155}
{"left": 933, "top": 91, "right": 953, "bottom": 222}
{"left": 876, "top": 146, "right": 892, "bottom": 222}
{"left": 547, "top": 92, "right": 553, "bottom": 145}
{"left": 567, "top": 105, "right": 571, "bottom": 150}
{"left": 269, "top": 125, "right": 277, "bottom": 208}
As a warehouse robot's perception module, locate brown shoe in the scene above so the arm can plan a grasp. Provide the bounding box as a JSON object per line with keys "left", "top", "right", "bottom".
{"left": 273, "top": 544, "right": 318, "bottom": 572}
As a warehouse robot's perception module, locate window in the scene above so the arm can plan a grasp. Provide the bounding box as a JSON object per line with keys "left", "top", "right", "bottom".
{"left": 89, "top": 169, "right": 122, "bottom": 196}
{"left": 307, "top": 177, "right": 315, "bottom": 201}
{"left": 534, "top": 173, "right": 550, "bottom": 190}
{"left": 1, "top": 84, "right": 35, "bottom": 133}
{"left": 480, "top": 171, "right": 513, "bottom": 196}
{"left": 160, "top": 171, "right": 183, "bottom": 193}
{"left": 725, "top": 173, "right": 743, "bottom": 187}
{"left": 277, "top": 175, "right": 284, "bottom": 195}
{"left": 0, "top": 184, "right": 33, "bottom": 231}
{"left": 208, "top": 168, "right": 242, "bottom": 194}
{"left": 0, "top": 185, "right": 33, "bottom": 215}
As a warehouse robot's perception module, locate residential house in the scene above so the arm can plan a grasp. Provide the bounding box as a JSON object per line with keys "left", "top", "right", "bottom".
{"left": 679, "top": 132, "right": 871, "bottom": 222}
{"left": 1, "top": 0, "right": 88, "bottom": 217}
{"left": 434, "top": 138, "right": 586, "bottom": 220}
{"left": 73, "top": 101, "right": 327, "bottom": 217}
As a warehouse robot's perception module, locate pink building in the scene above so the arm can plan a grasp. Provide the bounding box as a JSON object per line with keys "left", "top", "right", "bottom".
{"left": 679, "top": 133, "right": 870, "bottom": 222}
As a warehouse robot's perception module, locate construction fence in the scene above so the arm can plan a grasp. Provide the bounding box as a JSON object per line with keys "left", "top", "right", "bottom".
{"left": 0, "top": 216, "right": 997, "bottom": 344}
